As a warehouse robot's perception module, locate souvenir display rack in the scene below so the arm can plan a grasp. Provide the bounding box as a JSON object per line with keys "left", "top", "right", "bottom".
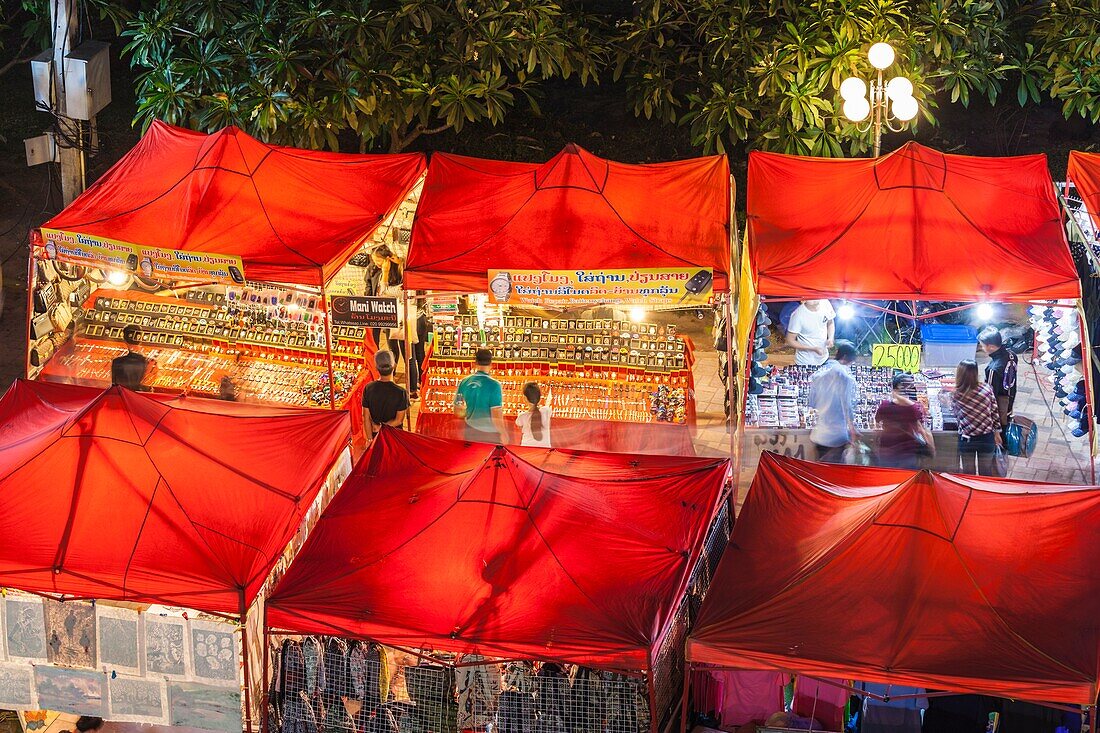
{"left": 745, "top": 363, "right": 954, "bottom": 432}
{"left": 421, "top": 313, "right": 693, "bottom": 425}
{"left": 36, "top": 280, "right": 370, "bottom": 408}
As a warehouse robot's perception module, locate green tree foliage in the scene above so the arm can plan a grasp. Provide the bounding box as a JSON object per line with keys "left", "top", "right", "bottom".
{"left": 612, "top": 0, "right": 1100, "bottom": 156}
{"left": 0, "top": 0, "right": 129, "bottom": 79}
{"left": 123, "top": 0, "right": 605, "bottom": 151}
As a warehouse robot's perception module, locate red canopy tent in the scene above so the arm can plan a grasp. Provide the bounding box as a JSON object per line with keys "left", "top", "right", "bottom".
{"left": 404, "top": 145, "right": 731, "bottom": 291}
{"left": 746, "top": 142, "right": 1079, "bottom": 301}
{"left": 40, "top": 120, "right": 426, "bottom": 285}
{"left": 687, "top": 452, "right": 1100, "bottom": 705}
{"left": 0, "top": 379, "right": 350, "bottom": 616}
{"left": 1067, "top": 151, "right": 1100, "bottom": 231}
{"left": 266, "top": 428, "right": 729, "bottom": 671}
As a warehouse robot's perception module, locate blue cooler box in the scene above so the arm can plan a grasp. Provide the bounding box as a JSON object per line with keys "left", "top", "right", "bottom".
{"left": 920, "top": 324, "right": 979, "bottom": 367}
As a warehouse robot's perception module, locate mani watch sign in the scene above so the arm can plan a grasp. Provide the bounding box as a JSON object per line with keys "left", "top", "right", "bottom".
{"left": 329, "top": 296, "right": 400, "bottom": 329}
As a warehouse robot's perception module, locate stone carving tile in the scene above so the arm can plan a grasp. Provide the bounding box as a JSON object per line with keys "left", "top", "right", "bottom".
{"left": 96, "top": 606, "right": 140, "bottom": 674}
{"left": 109, "top": 675, "right": 168, "bottom": 723}
{"left": 44, "top": 600, "right": 95, "bottom": 668}
{"left": 144, "top": 616, "right": 188, "bottom": 679}
{"left": 4, "top": 599, "right": 46, "bottom": 661}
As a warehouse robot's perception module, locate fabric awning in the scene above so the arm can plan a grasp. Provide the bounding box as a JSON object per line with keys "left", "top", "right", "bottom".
{"left": 747, "top": 142, "right": 1079, "bottom": 301}
{"left": 40, "top": 121, "right": 426, "bottom": 286}
{"left": 405, "top": 144, "right": 731, "bottom": 292}
{"left": 687, "top": 452, "right": 1100, "bottom": 705}
{"left": 267, "top": 428, "right": 729, "bottom": 671}
{"left": 0, "top": 380, "right": 350, "bottom": 615}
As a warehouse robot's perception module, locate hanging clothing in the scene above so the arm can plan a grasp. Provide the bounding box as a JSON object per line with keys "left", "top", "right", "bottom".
{"left": 792, "top": 676, "right": 848, "bottom": 731}
{"left": 533, "top": 663, "right": 570, "bottom": 733}
{"left": 282, "top": 642, "right": 320, "bottom": 733}
{"left": 858, "top": 683, "right": 927, "bottom": 733}
{"left": 709, "top": 670, "right": 786, "bottom": 728}
{"left": 569, "top": 667, "right": 607, "bottom": 733}
{"left": 456, "top": 655, "right": 501, "bottom": 730}
{"left": 349, "top": 642, "right": 390, "bottom": 711}
{"left": 322, "top": 638, "right": 355, "bottom": 733}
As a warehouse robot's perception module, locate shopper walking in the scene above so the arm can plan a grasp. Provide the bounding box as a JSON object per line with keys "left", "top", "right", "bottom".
{"left": 875, "top": 373, "right": 935, "bottom": 469}
{"left": 807, "top": 340, "right": 858, "bottom": 463}
{"left": 111, "top": 325, "right": 155, "bottom": 391}
{"left": 786, "top": 299, "right": 835, "bottom": 366}
{"left": 978, "top": 326, "right": 1017, "bottom": 435}
{"left": 516, "top": 382, "right": 552, "bottom": 447}
{"left": 362, "top": 350, "right": 409, "bottom": 439}
{"left": 952, "top": 359, "right": 1003, "bottom": 476}
{"left": 454, "top": 348, "right": 507, "bottom": 443}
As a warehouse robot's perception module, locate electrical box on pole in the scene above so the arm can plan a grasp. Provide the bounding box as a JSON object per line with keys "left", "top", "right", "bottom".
{"left": 63, "top": 41, "right": 112, "bottom": 120}
{"left": 29, "top": 48, "right": 54, "bottom": 111}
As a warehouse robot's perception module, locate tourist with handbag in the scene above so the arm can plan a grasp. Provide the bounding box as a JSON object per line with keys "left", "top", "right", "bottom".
{"left": 875, "top": 373, "right": 935, "bottom": 469}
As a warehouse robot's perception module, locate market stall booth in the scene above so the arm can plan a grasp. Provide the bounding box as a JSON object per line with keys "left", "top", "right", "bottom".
{"left": 264, "top": 428, "right": 731, "bottom": 733}
{"left": 0, "top": 379, "right": 354, "bottom": 731}
{"left": 686, "top": 453, "right": 1100, "bottom": 715}
{"left": 29, "top": 121, "right": 425, "bottom": 421}
{"left": 403, "top": 145, "right": 733, "bottom": 455}
{"left": 739, "top": 142, "right": 1086, "bottom": 486}
{"left": 1063, "top": 151, "right": 1100, "bottom": 425}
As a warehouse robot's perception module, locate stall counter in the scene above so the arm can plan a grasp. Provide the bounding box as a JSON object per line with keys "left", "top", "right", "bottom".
{"left": 416, "top": 411, "right": 696, "bottom": 456}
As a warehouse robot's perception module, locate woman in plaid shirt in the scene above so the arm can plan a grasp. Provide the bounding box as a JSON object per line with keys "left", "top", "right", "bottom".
{"left": 952, "top": 360, "right": 1003, "bottom": 476}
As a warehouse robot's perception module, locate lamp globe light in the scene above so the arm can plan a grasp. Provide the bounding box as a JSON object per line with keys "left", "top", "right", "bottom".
{"left": 840, "top": 77, "right": 867, "bottom": 102}
{"left": 885, "top": 76, "right": 914, "bottom": 101}
{"left": 868, "top": 42, "right": 896, "bottom": 70}
{"left": 842, "top": 97, "right": 871, "bottom": 122}
{"left": 892, "top": 95, "right": 919, "bottom": 121}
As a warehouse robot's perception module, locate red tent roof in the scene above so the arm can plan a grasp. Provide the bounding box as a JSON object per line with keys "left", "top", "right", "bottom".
{"left": 747, "top": 142, "right": 1079, "bottom": 301}
{"left": 404, "top": 145, "right": 731, "bottom": 292}
{"left": 41, "top": 121, "right": 426, "bottom": 285}
{"left": 267, "top": 428, "right": 729, "bottom": 671}
{"left": 1067, "top": 151, "right": 1100, "bottom": 229}
{"left": 0, "top": 380, "right": 350, "bottom": 615}
{"left": 687, "top": 453, "right": 1100, "bottom": 705}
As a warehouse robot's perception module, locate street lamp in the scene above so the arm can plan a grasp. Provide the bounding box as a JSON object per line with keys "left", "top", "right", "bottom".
{"left": 840, "top": 42, "right": 919, "bottom": 157}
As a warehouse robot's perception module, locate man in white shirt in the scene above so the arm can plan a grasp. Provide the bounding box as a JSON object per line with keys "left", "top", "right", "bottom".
{"left": 808, "top": 340, "right": 858, "bottom": 462}
{"left": 786, "top": 299, "right": 835, "bottom": 366}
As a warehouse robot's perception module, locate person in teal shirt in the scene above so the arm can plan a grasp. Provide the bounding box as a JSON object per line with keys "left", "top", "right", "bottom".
{"left": 454, "top": 348, "right": 506, "bottom": 443}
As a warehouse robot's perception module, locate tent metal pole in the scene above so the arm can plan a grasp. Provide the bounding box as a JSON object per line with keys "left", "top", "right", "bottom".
{"left": 723, "top": 292, "right": 735, "bottom": 512}
{"left": 321, "top": 282, "right": 337, "bottom": 411}
{"left": 646, "top": 647, "right": 660, "bottom": 733}
{"left": 726, "top": 173, "right": 745, "bottom": 513}
{"left": 25, "top": 248, "right": 37, "bottom": 378}
{"left": 261, "top": 602, "right": 270, "bottom": 733}
{"left": 1078, "top": 299, "right": 1096, "bottom": 484}
{"left": 678, "top": 662, "right": 692, "bottom": 733}
{"left": 240, "top": 590, "right": 253, "bottom": 733}
{"left": 403, "top": 288, "right": 414, "bottom": 430}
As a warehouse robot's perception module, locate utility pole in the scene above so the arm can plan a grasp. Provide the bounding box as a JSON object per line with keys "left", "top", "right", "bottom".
{"left": 50, "top": 0, "right": 87, "bottom": 205}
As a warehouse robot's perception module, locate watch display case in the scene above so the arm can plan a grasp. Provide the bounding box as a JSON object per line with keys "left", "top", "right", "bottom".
{"left": 421, "top": 313, "right": 693, "bottom": 425}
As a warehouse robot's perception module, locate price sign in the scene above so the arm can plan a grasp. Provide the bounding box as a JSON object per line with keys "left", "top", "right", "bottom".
{"left": 872, "top": 343, "right": 922, "bottom": 373}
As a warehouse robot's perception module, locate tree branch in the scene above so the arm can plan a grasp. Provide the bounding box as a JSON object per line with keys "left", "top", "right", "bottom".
{"left": 388, "top": 121, "right": 453, "bottom": 152}
{"left": 0, "top": 36, "right": 37, "bottom": 80}
{"left": 419, "top": 123, "right": 452, "bottom": 135}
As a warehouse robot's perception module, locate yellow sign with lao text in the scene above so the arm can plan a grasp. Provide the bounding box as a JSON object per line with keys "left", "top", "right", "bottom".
{"left": 486, "top": 268, "right": 714, "bottom": 307}
{"left": 872, "top": 343, "right": 922, "bottom": 373}
{"left": 39, "top": 228, "right": 245, "bottom": 284}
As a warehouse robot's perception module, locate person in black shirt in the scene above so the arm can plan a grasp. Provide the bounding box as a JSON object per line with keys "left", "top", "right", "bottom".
{"left": 361, "top": 350, "right": 409, "bottom": 438}
{"left": 979, "top": 326, "right": 1017, "bottom": 431}
{"left": 111, "top": 325, "right": 153, "bottom": 391}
